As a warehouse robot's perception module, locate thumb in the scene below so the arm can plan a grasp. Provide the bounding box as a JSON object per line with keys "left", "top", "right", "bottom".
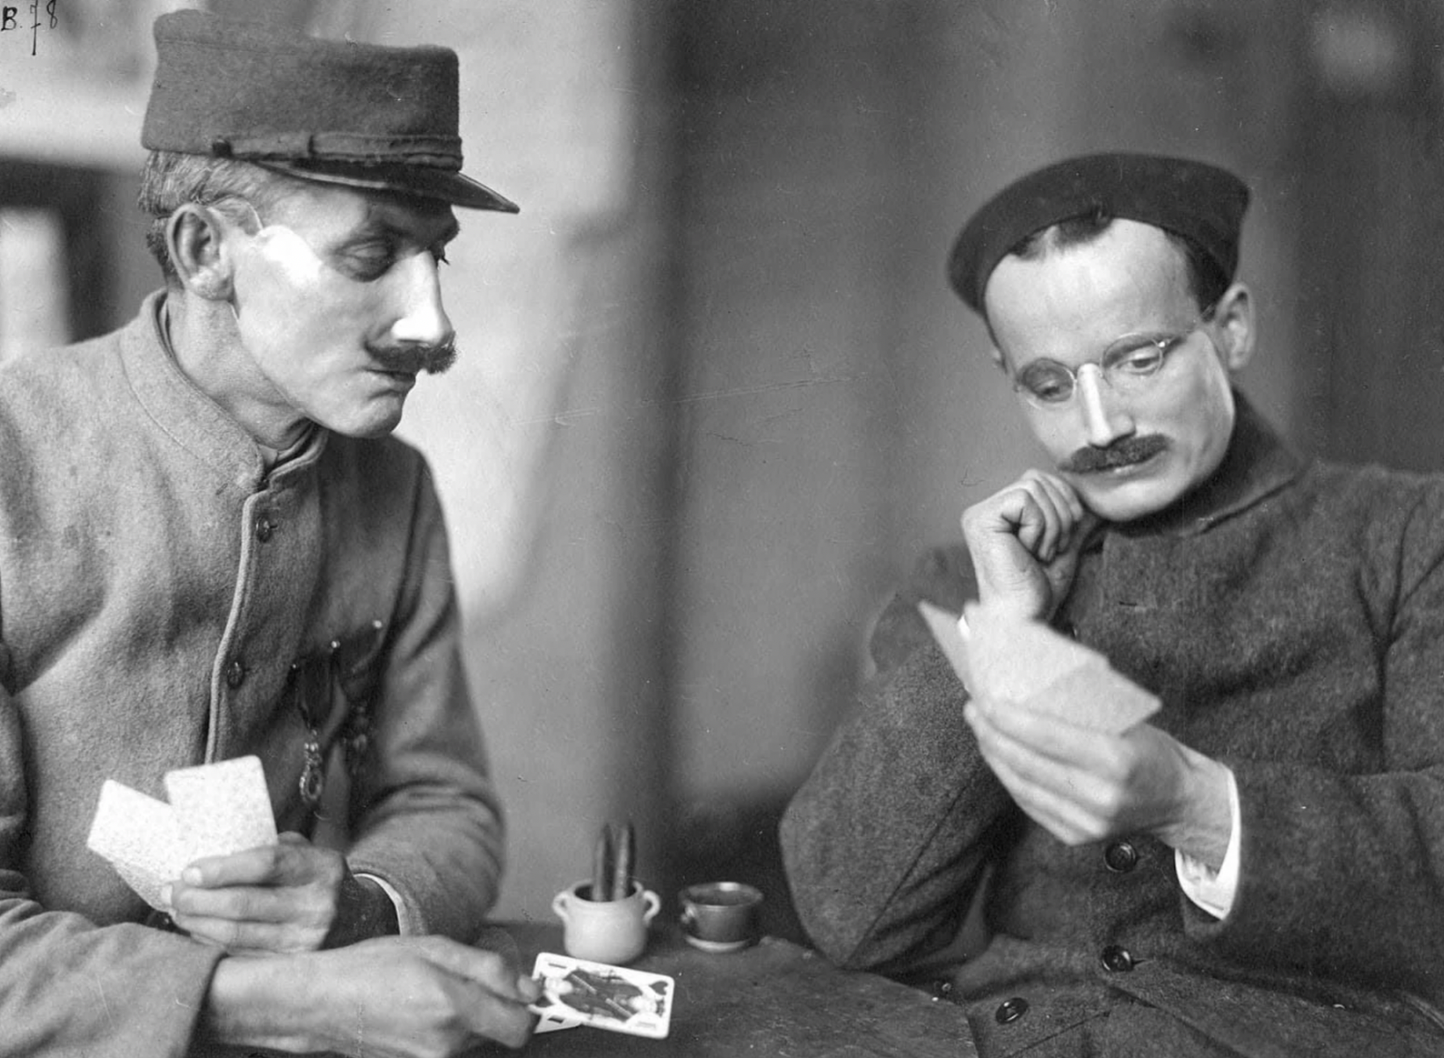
{"left": 412, "top": 937, "right": 536, "bottom": 1002}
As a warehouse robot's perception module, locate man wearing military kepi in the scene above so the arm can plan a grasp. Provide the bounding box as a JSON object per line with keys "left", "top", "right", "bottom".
{"left": 782, "top": 152, "right": 1444, "bottom": 1056}
{"left": 0, "top": 9, "right": 539, "bottom": 1055}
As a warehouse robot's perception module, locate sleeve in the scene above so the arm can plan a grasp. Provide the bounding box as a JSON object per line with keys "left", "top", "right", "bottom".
{"left": 0, "top": 646, "right": 226, "bottom": 1057}
{"left": 340, "top": 462, "right": 505, "bottom": 942}
{"left": 1183, "top": 489, "right": 1444, "bottom": 1001}
{"left": 1175, "top": 766, "right": 1241, "bottom": 918}
{"left": 355, "top": 872, "right": 408, "bottom": 932}
{"left": 780, "top": 552, "right": 1017, "bottom": 973}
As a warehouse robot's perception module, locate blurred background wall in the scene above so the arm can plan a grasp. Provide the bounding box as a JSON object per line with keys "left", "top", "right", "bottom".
{"left": 3, "top": 0, "right": 1441, "bottom": 939}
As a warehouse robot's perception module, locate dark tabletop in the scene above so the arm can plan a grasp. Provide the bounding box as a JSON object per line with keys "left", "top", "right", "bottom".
{"left": 478, "top": 921, "right": 979, "bottom": 1057}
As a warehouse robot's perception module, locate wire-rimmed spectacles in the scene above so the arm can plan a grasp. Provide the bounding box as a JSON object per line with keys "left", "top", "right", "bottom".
{"left": 1011, "top": 313, "right": 1215, "bottom": 410}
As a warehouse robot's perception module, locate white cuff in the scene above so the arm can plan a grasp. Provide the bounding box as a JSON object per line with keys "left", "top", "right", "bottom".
{"left": 1175, "top": 766, "right": 1242, "bottom": 919}
{"left": 357, "top": 872, "right": 412, "bottom": 936}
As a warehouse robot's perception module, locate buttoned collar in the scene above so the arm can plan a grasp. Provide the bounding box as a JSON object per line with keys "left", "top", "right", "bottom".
{"left": 1108, "top": 390, "right": 1303, "bottom": 540}
{"left": 120, "top": 290, "right": 327, "bottom": 492}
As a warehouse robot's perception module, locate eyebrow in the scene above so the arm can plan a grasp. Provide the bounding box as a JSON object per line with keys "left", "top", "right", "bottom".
{"left": 354, "top": 199, "right": 461, "bottom": 244}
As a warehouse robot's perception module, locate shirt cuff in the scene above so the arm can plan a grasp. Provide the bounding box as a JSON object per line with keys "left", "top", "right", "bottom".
{"left": 1175, "top": 766, "right": 1242, "bottom": 919}
{"left": 356, "top": 872, "right": 412, "bottom": 936}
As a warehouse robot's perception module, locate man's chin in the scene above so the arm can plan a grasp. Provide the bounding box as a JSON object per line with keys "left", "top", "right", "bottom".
{"left": 1068, "top": 473, "right": 1188, "bottom": 524}
{"left": 314, "top": 404, "right": 406, "bottom": 440}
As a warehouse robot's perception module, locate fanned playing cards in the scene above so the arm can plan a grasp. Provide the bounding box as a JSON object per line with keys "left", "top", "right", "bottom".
{"left": 918, "top": 600, "right": 1160, "bottom": 733}
{"left": 85, "top": 755, "right": 278, "bottom": 911}
{"left": 528, "top": 952, "right": 674, "bottom": 1039}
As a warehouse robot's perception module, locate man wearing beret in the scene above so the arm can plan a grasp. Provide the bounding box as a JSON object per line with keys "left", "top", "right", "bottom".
{"left": 0, "top": 10, "right": 540, "bottom": 1056}
{"left": 781, "top": 152, "right": 1444, "bottom": 1055}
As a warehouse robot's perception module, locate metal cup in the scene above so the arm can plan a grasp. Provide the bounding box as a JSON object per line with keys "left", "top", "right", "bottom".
{"left": 678, "top": 881, "right": 763, "bottom": 952}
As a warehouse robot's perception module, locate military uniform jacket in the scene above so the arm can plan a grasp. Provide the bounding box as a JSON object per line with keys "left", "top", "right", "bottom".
{"left": 780, "top": 397, "right": 1444, "bottom": 1057}
{"left": 0, "top": 293, "right": 504, "bottom": 1056}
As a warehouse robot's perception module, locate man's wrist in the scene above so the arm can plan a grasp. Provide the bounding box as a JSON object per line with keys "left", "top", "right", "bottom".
{"left": 202, "top": 954, "right": 322, "bottom": 1052}
{"left": 1155, "top": 745, "right": 1233, "bottom": 869}
{"left": 324, "top": 873, "right": 401, "bottom": 948}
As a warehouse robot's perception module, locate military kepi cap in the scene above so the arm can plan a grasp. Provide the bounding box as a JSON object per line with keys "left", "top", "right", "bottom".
{"left": 947, "top": 152, "right": 1248, "bottom": 313}
{"left": 142, "top": 9, "right": 518, "bottom": 213}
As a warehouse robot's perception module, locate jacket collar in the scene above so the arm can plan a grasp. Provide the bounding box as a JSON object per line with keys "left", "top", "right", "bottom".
{"left": 1112, "top": 390, "right": 1304, "bottom": 539}
{"left": 120, "top": 290, "right": 326, "bottom": 491}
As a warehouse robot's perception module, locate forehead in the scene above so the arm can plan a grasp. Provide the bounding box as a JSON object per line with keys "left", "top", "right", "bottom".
{"left": 263, "top": 179, "right": 460, "bottom": 245}
{"left": 983, "top": 219, "right": 1194, "bottom": 364}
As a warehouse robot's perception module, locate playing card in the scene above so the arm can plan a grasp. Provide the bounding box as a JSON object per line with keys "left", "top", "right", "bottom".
{"left": 963, "top": 603, "right": 1160, "bottom": 733}
{"left": 528, "top": 952, "right": 674, "bottom": 1039}
{"left": 963, "top": 602, "right": 1101, "bottom": 702}
{"left": 85, "top": 780, "right": 187, "bottom": 912}
{"left": 1022, "top": 656, "right": 1161, "bottom": 733}
{"left": 164, "top": 755, "right": 278, "bottom": 863}
{"left": 533, "top": 1012, "right": 582, "bottom": 1034}
{"left": 917, "top": 599, "right": 972, "bottom": 691}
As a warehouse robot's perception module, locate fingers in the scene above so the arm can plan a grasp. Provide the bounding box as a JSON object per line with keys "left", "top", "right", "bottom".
{"left": 963, "top": 471, "right": 1089, "bottom": 621}
{"left": 974, "top": 733, "right": 1103, "bottom": 845}
{"left": 180, "top": 837, "right": 344, "bottom": 893}
{"left": 410, "top": 938, "right": 541, "bottom": 1049}
{"left": 173, "top": 913, "right": 317, "bottom": 954}
{"left": 408, "top": 936, "right": 542, "bottom": 1004}
{"left": 963, "top": 470, "right": 1084, "bottom": 563}
{"left": 298, "top": 940, "right": 541, "bottom": 1054}
{"left": 965, "top": 698, "right": 1137, "bottom": 844}
{"left": 171, "top": 880, "right": 301, "bottom": 924}
{"left": 970, "top": 695, "right": 1120, "bottom": 770}
{"left": 169, "top": 837, "right": 343, "bottom": 954}
{"left": 461, "top": 987, "right": 538, "bottom": 1050}
{"left": 1016, "top": 470, "right": 1084, "bottom": 561}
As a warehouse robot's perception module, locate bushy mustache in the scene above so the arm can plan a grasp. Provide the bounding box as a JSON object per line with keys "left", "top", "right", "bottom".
{"left": 369, "top": 340, "right": 458, "bottom": 376}
{"left": 1060, "top": 434, "right": 1169, "bottom": 474}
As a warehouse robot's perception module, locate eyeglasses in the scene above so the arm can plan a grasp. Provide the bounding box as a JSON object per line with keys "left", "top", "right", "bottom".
{"left": 1011, "top": 314, "right": 1214, "bottom": 410}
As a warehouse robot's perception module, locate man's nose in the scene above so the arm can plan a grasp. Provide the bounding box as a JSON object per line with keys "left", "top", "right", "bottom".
{"left": 1075, "top": 364, "right": 1134, "bottom": 448}
{"left": 390, "top": 252, "right": 454, "bottom": 349}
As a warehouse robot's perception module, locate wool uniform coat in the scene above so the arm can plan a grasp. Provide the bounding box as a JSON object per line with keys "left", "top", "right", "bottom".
{"left": 0, "top": 293, "right": 504, "bottom": 1057}
{"left": 781, "top": 397, "right": 1444, "bottom": 1057}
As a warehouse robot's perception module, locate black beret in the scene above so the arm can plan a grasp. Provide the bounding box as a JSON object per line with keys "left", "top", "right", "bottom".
{"left": 141, "top": 9, "right": 517, "bottom": 213}
{"left": 947, "top": 152, "right": 1249, "bottom": 313}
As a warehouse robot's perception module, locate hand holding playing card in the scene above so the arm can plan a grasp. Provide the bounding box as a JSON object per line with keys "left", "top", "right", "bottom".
{"left": 955, "top": 604, "right": 1232, "bottom": 862}
{"left": 207, "top": 935, "right": 542, "bottom": 1055}
{"left": 169, "top": 831, "right": 383, "bottom": 954}
{"left": 88, "top": 755, "right": 396, "bottom": 953}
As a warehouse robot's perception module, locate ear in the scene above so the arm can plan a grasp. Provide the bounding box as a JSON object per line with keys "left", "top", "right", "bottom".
{"left": 1207, "top": 282, "right": 1254, "bottom": 372}
{"left": 166, "top": 204, "right": 238, "bottom": 302}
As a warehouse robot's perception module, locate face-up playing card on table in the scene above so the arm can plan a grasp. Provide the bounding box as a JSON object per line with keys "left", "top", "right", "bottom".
{"left": 528, "top": 952, "right": 674, "bottom": 1039}
{"left": 533, "top": 1011, "right": 582, "bottom": 1034}
{"left": 85, "top": 779, "right": 188, "bottom": 912}
{"left": 164, "top": 755, "right": 278, "bottom": 863}
{"left": 962, "top": 602, "right": 1160, "bottom": 734}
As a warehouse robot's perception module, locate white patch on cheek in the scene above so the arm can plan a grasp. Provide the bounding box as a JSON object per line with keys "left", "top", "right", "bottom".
{"left": 250, "top": 226, "right": 327, "bottom": 285}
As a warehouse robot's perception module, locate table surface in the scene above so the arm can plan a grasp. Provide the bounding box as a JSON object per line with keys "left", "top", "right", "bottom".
{"left": 484, "top": 921, "right": 979, "bottom": 1057}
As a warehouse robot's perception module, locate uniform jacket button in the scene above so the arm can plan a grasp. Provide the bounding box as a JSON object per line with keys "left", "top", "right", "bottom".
{"left": 1104, "top": 840, "right": 1139, "bottom": 873}
{"left": 1101, "top": 945, "right": 1135, "bottom": 973}
{"left": 995, "top": 996, "right": 1029, "bottom": 1024}
{"left": 225, "top": 659, "right": 246, "bottom": 688}
{"left": 255, "top": 516, "right": 275, "bottom": 542}
{"left": 930, "top": 979, "right": 953, "bottom": 1000}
